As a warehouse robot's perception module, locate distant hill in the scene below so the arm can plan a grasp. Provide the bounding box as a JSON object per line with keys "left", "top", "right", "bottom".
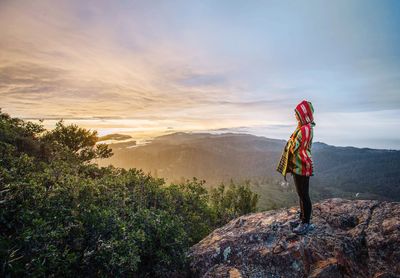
{"left": 100, "top": 132, "right": 286, "bottom": 182}
{"left": 98, "top": 133, "right": 132, "bottom": 141}
{"left": 98, "top": 132, "right": 400, "bottom": 209}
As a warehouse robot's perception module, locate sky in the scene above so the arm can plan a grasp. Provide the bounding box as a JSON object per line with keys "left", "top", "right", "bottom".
{"left": 1, "top": 0, "right": 400, "bottom": 149}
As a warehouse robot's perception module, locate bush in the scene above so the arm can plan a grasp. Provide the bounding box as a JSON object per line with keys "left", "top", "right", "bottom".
{"left": 209, "top": 180, "right": 259, "bottom": 226}
{"left": 0, "top": 109, "right": 258, "bottom": 277}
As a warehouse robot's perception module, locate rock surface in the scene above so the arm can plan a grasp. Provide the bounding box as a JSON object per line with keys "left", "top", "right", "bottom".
{"left": 187, "top": 198, "right": 400, "bottom": 278}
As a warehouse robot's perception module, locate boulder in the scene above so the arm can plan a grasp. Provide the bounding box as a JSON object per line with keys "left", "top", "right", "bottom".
{"left": 188, "top": 198, "right": 400, "bottom": 277}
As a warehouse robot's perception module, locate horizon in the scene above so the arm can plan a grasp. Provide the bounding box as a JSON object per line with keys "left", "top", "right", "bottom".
{"left": 1, "top": 0, "right": 400, "bottom": 149}
{"left": 10, "top": 116, "right": 400, "bottom": 151}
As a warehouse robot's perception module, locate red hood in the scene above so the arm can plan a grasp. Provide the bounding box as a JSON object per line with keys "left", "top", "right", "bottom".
{"left": 295, "top": 100, "right": 315, "bottom": 126}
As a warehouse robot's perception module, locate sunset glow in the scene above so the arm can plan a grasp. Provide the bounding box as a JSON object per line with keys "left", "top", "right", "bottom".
{"left": 1, "top": 0, "right": 400, "bottom": 149}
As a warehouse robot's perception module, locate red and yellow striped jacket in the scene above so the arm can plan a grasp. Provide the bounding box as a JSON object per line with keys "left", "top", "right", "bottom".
{"left": 276, "top": 100, "right": 315, "bottom": 179}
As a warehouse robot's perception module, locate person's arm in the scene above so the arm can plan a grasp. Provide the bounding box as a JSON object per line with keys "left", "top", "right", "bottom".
{"left": 291, "top": 125, "right": 313, "bottom": 174}
{"left": 299, "top": 125, "right": 313, "bottom": 173}
{"left": 290, "top": 129, "right": 302, "bottom": 154}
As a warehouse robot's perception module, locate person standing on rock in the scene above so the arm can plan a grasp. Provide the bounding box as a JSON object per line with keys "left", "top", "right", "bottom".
{"left": 276, "top": 100, "right": 316, "bottom": 235}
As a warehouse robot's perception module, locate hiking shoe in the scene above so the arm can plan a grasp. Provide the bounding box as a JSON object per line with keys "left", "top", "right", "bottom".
{"left": 293, "top": 222, "right": 311, "bottom": 235}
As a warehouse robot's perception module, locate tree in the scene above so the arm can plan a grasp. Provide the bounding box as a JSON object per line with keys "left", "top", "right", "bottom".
{"left": 209, "top": 179, "right": 259, "bottom": 226}
{"left": 0, "top": 110, "right": 259, "bottom": 277}
{"left": 41, "top": 120, "right": 113, "bottom": 163}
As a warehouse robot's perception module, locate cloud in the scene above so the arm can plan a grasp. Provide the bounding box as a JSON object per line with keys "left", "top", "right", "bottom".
{"left": 0, "top": 2, "right": 245, "bottom": 119}
{"left": 0, "top": 0, "right": 399, "bottom": 148}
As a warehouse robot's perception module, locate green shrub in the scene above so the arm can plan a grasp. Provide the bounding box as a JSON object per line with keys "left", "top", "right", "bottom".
{"left": 0, "top": 109, "right": 258, "bottom": 277}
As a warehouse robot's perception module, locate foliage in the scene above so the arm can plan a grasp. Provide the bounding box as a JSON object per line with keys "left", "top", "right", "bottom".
{"left": 163, "top": 178, "right": 217, "bottom": 245}
{"left": 209, "top": 179, "right": 259, "bottom": 226}
{"left": 0, "top": 109, "right": 259, "bottom": 277}
{"left": 41, "top": 120, "right": 113, "bottom": 163}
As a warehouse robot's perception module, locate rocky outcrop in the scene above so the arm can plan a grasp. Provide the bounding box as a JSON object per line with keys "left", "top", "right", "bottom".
{"left": 188, "top": 198, "right": 400, "bottom": 278}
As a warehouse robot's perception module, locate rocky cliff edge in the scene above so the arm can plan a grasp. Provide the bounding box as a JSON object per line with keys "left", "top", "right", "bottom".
{"left": 188, "top": 198, "right": 400, "bottom": 278}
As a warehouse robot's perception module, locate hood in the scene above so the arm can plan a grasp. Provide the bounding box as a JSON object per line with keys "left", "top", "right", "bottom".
{"left": 295, "top": 100, "right": 315, "bottom": 126}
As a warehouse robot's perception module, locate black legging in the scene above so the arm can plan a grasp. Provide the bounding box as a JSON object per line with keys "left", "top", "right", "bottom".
{"left": 292, "top": 173, "right": 312, "bottom": 224}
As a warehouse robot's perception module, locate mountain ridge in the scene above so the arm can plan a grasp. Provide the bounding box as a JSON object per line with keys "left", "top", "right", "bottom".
{"left": 98, "top": 132, "right": 400, "bottom": 208}
{"left": 101, "top": 132, "right": 400, "bottom": 151}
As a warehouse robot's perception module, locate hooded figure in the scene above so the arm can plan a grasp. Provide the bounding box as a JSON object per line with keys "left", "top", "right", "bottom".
{"left": 276, "top": 100, "right": 316, "bottom": 235}
{"left": 276, "top": 100, "right": 315, "bottom": 180}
